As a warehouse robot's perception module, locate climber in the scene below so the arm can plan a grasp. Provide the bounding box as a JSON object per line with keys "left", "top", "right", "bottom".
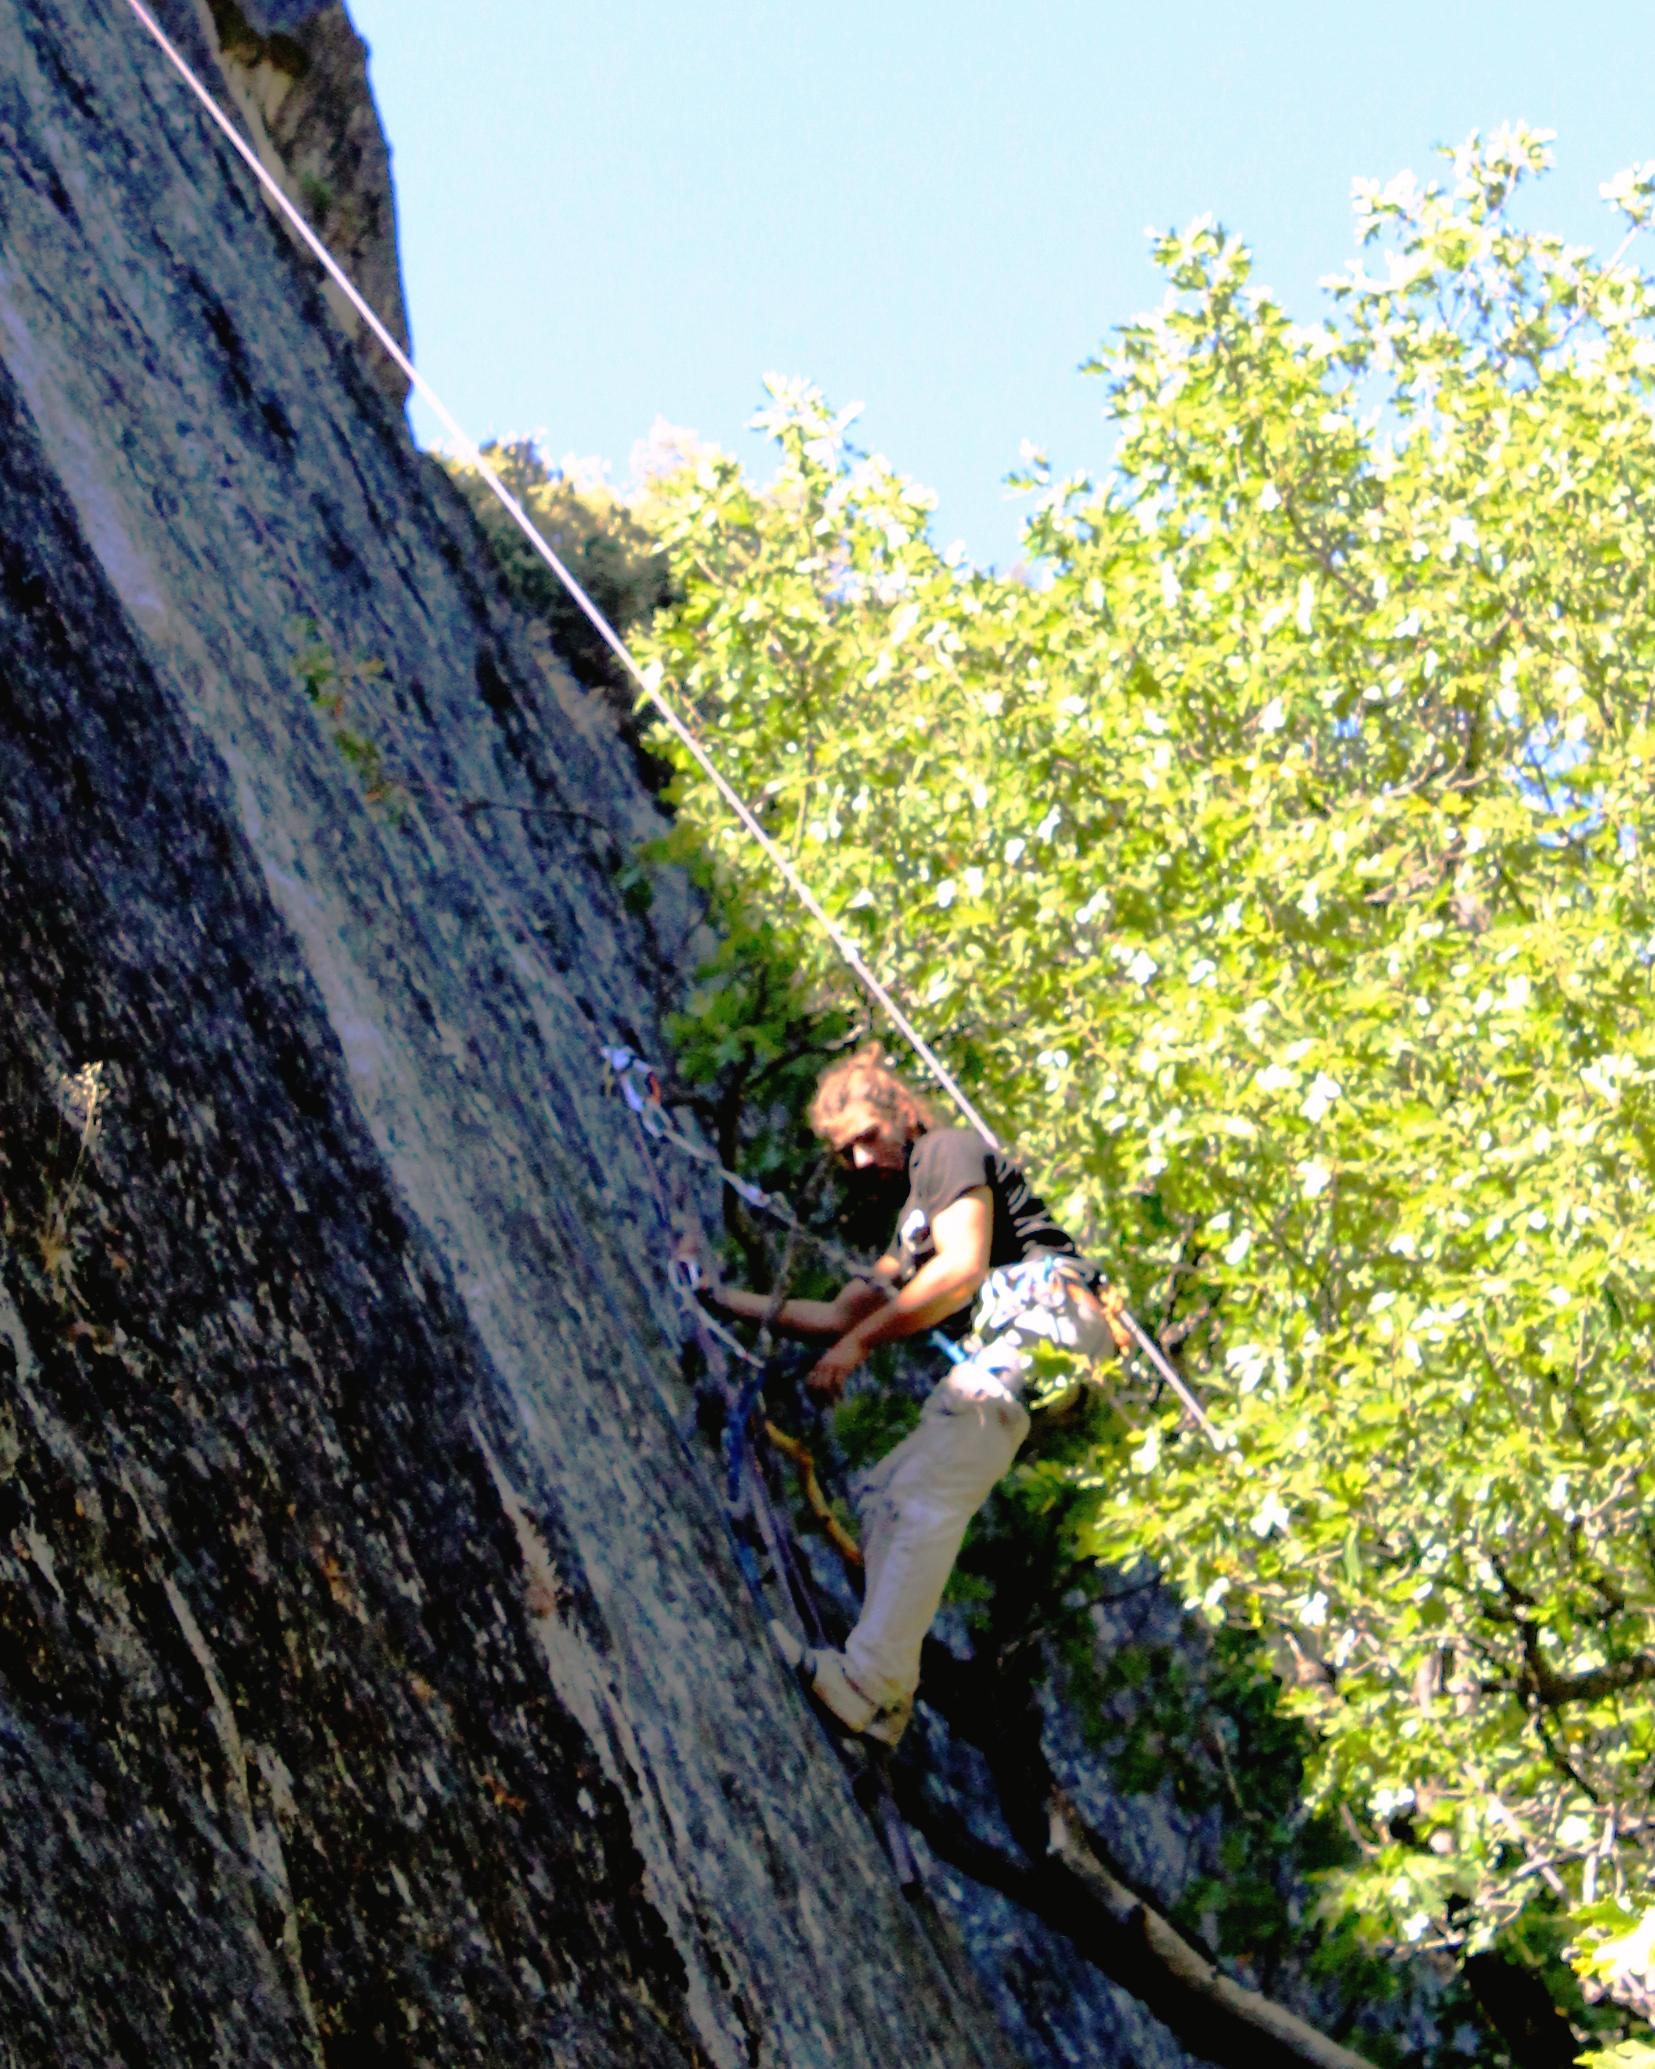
{"left": 697, "top": 1043, "right": 1121, "bottom": 1747}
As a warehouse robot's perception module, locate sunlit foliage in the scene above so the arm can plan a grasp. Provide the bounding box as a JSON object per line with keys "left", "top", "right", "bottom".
{"left": 632, "top": 130, "right": 1655, "bottom": 2046}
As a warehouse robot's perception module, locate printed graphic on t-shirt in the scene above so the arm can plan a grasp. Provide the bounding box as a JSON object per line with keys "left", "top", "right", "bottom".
{"left": 896, "top": 1205, "right": 931, "bottom": 1278}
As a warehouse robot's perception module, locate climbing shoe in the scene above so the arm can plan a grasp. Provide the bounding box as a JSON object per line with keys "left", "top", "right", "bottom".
{"left": 768, "top": 1620, "right": 910, "bottom": 1745}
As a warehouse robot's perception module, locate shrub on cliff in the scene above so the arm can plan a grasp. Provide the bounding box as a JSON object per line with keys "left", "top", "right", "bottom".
{"left": 443, "top": 438, "right": 676, "bottom": 772}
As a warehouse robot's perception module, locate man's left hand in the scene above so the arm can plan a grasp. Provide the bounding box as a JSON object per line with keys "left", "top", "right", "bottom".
{"left": 807, "top": 1334, "right": 867, "bottom": 1401}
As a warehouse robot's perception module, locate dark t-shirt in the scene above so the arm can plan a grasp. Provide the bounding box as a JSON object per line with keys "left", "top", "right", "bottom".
{"left": 888, "top": 1128, "right": 1084, "bottom": 1336}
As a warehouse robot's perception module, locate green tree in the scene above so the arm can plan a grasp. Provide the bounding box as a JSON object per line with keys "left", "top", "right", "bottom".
{"left": 632, "top": 129, "right": 1655, "bottom": 2053}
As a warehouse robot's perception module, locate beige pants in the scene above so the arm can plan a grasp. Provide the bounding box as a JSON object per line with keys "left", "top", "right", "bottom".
{"left": 837, "top": 1260, "right": 1114, "bottom": 1712}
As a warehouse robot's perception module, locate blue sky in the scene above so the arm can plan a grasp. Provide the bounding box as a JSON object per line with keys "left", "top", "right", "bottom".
{"left": 348, "top": 1, "right": 1650, "bottom": 568}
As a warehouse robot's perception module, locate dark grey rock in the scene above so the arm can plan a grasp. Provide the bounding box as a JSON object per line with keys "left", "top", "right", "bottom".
{"left": 0, "top": 3, "right": 1028, "bottom": 2062}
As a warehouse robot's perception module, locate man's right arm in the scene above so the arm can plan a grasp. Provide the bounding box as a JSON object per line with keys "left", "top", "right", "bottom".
{"left": 704, "top": 1268, "right": 895, "bottom": 1340}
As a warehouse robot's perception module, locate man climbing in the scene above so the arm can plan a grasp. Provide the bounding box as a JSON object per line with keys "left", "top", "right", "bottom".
{"left": 700, "top": 1043, "right": 1121, "bottom": 1747}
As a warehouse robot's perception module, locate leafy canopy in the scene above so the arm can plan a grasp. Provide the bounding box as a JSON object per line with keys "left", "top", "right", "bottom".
{"left": 632, "top": 128, "right": 1655, "bottom": 2039}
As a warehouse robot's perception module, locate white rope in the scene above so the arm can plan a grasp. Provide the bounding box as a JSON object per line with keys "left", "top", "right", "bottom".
{"left": 115, "top": 0, "right": 1000, "bottom": 1148}
{"left": 114, "top": 0, "right": 1229, "bottom": 1451}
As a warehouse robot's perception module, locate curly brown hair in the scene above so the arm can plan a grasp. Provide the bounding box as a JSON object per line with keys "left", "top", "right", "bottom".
{"left": 807, "top": 1042, "right": 938, "bottom": 1143}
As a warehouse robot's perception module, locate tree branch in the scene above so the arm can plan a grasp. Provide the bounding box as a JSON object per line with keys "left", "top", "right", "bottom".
{"left": 899, "top": 1628, "right": 1383, "bottom": 2069}
{"left": 1528, "top": 1651, "right": 1655, "bottom": 1709}
{"left": 1046, "top": 1789, "right": 1381, "bottom": 2069}
{"left": 888, "top": 1755, "right": 1379, "bottom": 2069}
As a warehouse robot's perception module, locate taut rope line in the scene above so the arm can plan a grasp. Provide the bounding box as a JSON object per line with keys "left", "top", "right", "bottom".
{"left": 113, "top": 0, "right": 1223, "bottom": 1451}
{"left": 115, "top": 0, "right": 997, "bottom": 1149}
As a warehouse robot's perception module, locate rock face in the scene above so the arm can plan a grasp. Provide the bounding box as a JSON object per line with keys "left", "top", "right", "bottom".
{"left": 203, "top": 0, "right": 414, "bottom": 402}
{"left": 0, "top": 4, "right": 1023, "bottom": 2063}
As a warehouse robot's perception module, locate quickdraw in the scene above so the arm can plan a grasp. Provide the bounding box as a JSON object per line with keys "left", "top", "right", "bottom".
{"left": 658, "top": 1142, "right": 864, "bottom": 1578}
